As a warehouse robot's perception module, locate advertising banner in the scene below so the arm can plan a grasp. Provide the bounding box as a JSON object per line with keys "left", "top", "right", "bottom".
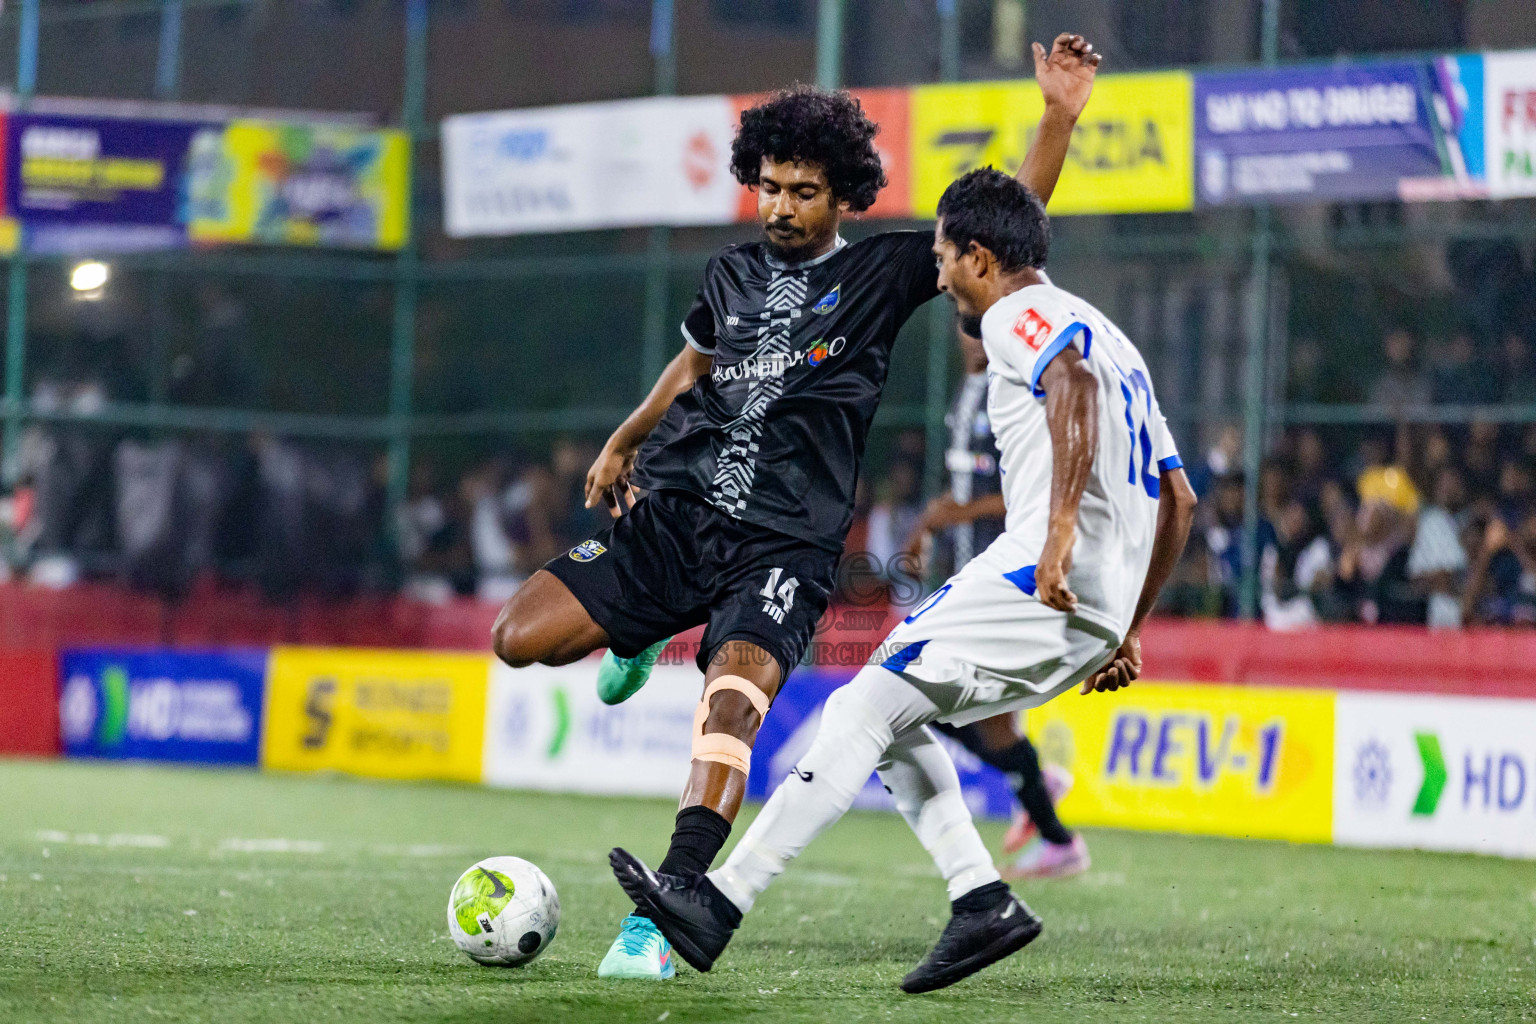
{"left": 483, "top": 661, "right": 699, "bottom": 797}
{"left": 5, "top": 113, "right": 203, "bottom": 252}
{"left": 188, "top": 121, "right": 410, "bottom": 249}
{"left": 729, "top": 87, "right": 912, "bottom": 222}
{"left": 1334, "top": 693, "right": 1536, "bottom": 859}
{"left": 1484, "top": 50, "right": 1536, "bottom": 198}
{"left": 59, "top": 648, "right": 266, "bottom": 764}
{"left": 749, "top": 668, "right": 1015, "bottom": 819}
{"left": 1026, "top": 682, "right": 1334, "bottom": 842}
{"left": 442, "top": 95, "right": 739, "bottom": 237}
{"left": 261, "top": 647, "right": 486, "bottom": 782}
{"left": 911, "top": 70, "right": 1194, "bottom": 216}
{"left": 1194, "top": 61, "right": 1457, "bottom": 205}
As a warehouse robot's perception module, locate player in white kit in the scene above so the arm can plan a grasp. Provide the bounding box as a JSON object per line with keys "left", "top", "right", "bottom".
{"left": 610, "top": 168, "right": 1199, "bottom": 993}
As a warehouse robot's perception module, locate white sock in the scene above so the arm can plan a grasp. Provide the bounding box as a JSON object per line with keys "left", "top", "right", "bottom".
{"left": 708, "top": 680, "right": 896, "bottom": 914}
{"left": 878, "top": 724, "right": 1002, "bottom": 901}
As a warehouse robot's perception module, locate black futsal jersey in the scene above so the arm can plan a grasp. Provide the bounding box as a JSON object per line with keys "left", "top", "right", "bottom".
{"left": 635, "top": 231, "right": 941, "bottom": 552}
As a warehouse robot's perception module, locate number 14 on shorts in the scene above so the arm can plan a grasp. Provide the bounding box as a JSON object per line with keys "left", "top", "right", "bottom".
{"left": 759, "top": 567, "right": 800, "bottom": 624}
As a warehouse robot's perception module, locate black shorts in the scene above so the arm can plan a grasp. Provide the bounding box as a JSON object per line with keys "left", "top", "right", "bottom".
{"left": 543, "top": 489, "right": 837, "bottom": 681}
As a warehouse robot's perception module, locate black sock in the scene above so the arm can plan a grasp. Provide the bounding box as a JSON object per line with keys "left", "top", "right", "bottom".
{"left": 656, "top": 805, "right": 733, "bottom": 875}
{"left": 951, "top": 879, "right": 1011, "bottom": 915}
{"left": 631, "top": 806, "right": 734, "bottom": 923}
{"left": 958, "top": 732, "right": 1074, "bottom": 846}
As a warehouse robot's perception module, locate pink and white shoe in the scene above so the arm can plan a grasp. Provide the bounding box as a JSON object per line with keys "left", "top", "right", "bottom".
{"left": 1001, "top": 834, "right": 1091, "bottom": 880}
{"left": 1001, "top": 765, "right": 1075, "bottom": 854}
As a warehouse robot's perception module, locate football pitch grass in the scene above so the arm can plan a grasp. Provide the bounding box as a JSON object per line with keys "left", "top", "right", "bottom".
{"left": 1, "top": 759, "right": 1531, "bottom": 1024}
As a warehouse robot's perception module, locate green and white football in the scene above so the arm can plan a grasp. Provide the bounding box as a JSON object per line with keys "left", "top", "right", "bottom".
{"left": 446, "top": 856, "right": 561, "bottom": 967}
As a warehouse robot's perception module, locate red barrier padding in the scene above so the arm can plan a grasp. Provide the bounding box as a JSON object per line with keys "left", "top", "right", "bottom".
{"left": 0, "top": 649, "right": 59, "bottom": 755}
{"left": 1139, "top": 619, "right": 1536, "bottom": 698}
{"left": 0, "top": 581, "right": 1531, "bottom": 698}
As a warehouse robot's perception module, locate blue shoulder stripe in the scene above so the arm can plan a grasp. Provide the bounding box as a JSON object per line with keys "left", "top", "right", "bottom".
{"left": 1029, "top": 322, "right": 1092, "bottom": 397}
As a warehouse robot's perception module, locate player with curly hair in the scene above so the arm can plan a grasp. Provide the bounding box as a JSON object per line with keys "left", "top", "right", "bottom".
{"left": 490, "top": 35, "right": 1101, "bottom": 980}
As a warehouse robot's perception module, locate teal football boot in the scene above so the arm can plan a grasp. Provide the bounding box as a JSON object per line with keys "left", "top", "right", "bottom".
{"left": 596, "top": 637, "right": 672, "bottom": 706}
{"left": 597, "top": 914, "right": 676, "bottom": 979}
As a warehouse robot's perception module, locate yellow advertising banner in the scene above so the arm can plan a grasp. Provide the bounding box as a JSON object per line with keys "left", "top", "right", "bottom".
{"left": 1027, "top": 682, "right": 1334, "bottom": 842}
{"left": 262, "top": 647, "right": 488, "bottom": 782}
{"left": 188, "top": 121, "right": 410, "bottom": 250}
{"left": 910, "top": 70, "right": 1194, "bottom": 216}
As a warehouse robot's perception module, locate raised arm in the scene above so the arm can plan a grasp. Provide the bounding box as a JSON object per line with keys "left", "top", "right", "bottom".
{"left": 1017, "top": 33, "right": 1100, "bottom": 206}
{"left": 1081, "top": 467, "right": 1198, "bottom": 694}
{"left": 585, "top": 342, "right": 712, "bottom": 516}
{"left": 1032, "top": 346, "right": 1099, "bottom": 612}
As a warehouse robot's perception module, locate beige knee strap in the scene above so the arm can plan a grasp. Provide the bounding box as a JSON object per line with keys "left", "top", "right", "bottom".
{"left": 692, "top": 675, "right": 773, "bottom": 775}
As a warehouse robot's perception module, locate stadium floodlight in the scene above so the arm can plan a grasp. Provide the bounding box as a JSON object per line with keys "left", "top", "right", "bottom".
{"left": 70, "top": 261, "right": 110, "bottom": 293}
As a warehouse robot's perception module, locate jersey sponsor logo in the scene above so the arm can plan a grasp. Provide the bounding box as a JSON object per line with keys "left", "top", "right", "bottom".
{"left": 568, "top": 540, "right": 607, "bottom": 562}
{"left": 1012, "top": 307, "right": 1053, "bottom": 351}
{"left": 810, "top": 284, "right": 840, "bottom": 315}
{"left": 710, "top": 336, "right": 847, "bottom": 384}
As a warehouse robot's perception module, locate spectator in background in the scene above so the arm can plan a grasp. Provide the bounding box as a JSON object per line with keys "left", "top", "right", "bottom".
{"left": 1464, "top": 516, "right": 1536, "bottom": 626}
{"left": 1408, "top": 466, "right": 1470, "bottom": 629}
{"left": 1338, "top": 466, "right": 1423, "bottom": 624}
{"left": 1202, "top": 473, "right": 1272, "bottom": 616}
{"left": 1290, "top": 428, "right": 1333, "bottom": 511}
{"left": 1431, "top": 331, "right": 1495, "bottom": 406}
{"left": 1502, "top": 333, "right": 1536, "bottom": 406}
{"left": 464, "top": 458, "right": 523, "bottom": 604}
{"left": 1497, "top": 458, "right": 1536, "bottom": 527}
{"left": 1187, "top": 423, "right": 1241, "bottom": 498}
{"left": 866, "top": 458, "right": 924, "bottom": 601}
{"left": 1368, "top": 329, "right": 1431, "bottom": 408}
{"left": 1463, "top": 420, "right": 1502, "bottom": 501}
{"left": 1260, "top": 498, "right": 1335, "bottom": 630}
{"left": 1286, "top": 337, "right": 1326, "bottom": 403}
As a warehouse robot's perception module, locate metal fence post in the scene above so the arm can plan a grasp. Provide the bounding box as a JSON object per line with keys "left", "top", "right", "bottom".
{"left": 385, "top": 0, "right": 428, "bottom": 548}
{"left": 938, "top": 0, "right": 960, "bottom": 83}
{"left": 817, "top": 0, "right": 844, "bottom": 89}
{"left": 2, "top": 0, "right": 39, "bottom": 480}
{"left": 639, "top": 0, "right": 677, "bottom": 398}
{"left": 1238, "top": 0, "right": 1281, "bottom": 621}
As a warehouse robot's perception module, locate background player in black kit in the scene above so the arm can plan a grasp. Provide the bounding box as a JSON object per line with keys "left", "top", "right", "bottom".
{"left": 490, "top": 33, "right": 1101, "bottom": 979}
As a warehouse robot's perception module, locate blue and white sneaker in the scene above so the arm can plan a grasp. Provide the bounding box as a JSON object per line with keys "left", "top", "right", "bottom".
{"left": 597, "top": 914, "right": 676, "bottom": 979}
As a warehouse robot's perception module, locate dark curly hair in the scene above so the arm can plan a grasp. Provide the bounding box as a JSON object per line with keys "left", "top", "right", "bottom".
{"left": 936, "top": 168, "right": 1050, "bottom": 272}
{"left": 731, "top": 86, "right": 886, "bottom": 213}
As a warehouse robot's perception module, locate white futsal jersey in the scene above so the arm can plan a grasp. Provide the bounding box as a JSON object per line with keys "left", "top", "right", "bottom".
{"left": 979, "top": 280, "right": 1181, "bottom": 639}
{"left": 876, "top": 279, "right": 1179, "bottom": 719}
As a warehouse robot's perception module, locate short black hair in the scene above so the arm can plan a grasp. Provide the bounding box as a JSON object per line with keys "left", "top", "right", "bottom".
{"left": 731, "top": 86, "right": 886, "bottom": 213}
{"left": 936, "top": 168, "right": 1050, "bottom": 271}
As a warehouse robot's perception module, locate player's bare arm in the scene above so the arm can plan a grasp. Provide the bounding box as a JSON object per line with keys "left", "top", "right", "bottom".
{"left": 1033, "top": 346, "right": 1098, "bottom": 612}
{"left": 585, "top": 342, "right": 713, "bottom": 516}
{"left": 1018, "top": 33, "right": 1100, "bottom": 206}
{"left": 1081, "top": 467, "right": 1197, "bottom": 694}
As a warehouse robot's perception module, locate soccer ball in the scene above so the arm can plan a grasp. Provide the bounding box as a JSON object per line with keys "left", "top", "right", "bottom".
{"left": 446, "top": 856, "right": 561, "bottom": 967}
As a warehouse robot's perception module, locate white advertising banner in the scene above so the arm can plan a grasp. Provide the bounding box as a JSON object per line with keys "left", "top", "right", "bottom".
{"left": 482, "top": 660, "right": 700, "bottom": 797}
{"left": 442, "top": 96, "right": 739, "bottom": 236}
{"left": 1485, "top": 50, "right": 1536, "bottom": 198}
{"left": 1334, "top": 692, "right": 1536, "bottom": 859}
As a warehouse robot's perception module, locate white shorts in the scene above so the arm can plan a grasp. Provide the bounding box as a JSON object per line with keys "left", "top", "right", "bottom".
{"left": 873, "top": 541, "right": 1121, "bottom": 727}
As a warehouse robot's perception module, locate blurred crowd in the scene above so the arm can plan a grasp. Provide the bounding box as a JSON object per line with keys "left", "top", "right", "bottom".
{"left": 9, "top": 317, "right": 1536, "bottom": 632}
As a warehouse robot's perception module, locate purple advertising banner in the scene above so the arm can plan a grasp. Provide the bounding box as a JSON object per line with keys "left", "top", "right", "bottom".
{"left": 5, "top": 113, "right": 205, "bottom": 251}
{"left": 1195, "top": 62, "right": 1453, "bottom": 206}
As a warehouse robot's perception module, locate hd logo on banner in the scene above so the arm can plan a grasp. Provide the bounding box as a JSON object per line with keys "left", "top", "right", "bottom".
{"left": 59, "top": 648, "right": 267, "bottom": 764}
{"left": 482, "top": 661, "right": 697, "bottom": 797}
{"left": 261, "top": 647, "right": 487, "bottom": 783}
{"left": 1027, "top": 682, "right": 1334, "bottom": 842}
{"left": 1334, "top": 693, "right": 1536, "bottom": 859}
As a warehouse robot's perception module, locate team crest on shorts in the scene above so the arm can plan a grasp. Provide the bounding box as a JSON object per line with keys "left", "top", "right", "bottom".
{"left": 569, "top": 540, "right": 607, "bottom": 562}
